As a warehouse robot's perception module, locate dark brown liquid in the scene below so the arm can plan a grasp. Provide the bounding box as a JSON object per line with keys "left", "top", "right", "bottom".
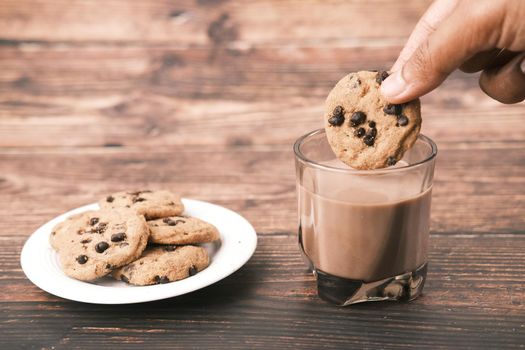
{"left": 299, "top": 185, "right": 431, "bottom": 282}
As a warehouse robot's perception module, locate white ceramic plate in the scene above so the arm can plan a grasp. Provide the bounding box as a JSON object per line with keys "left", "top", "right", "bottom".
{"left": 20, "top": 198, "right": 257, "bottom": 304}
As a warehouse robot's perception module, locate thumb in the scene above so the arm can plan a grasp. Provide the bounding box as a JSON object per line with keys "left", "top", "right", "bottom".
{"left": 381, "top": 3, "right": 495, "bottom": 103}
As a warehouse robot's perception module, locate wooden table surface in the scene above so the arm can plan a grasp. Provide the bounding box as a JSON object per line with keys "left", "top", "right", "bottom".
{"left": 1, "top": 1, "right": 524, "bottom": 349}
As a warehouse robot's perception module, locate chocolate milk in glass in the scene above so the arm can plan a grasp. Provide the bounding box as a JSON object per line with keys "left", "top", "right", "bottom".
{"left": 299, "top": 166, "right": 431, "bottom": 282}
{"left": 294, "top": 130, "right": 436, "bottom": 304}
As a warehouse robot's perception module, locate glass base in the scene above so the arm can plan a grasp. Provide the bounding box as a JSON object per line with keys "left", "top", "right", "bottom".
{"left": 315, "top": 263, "right": 427, "bottom": 306}
{"left": 298, "top": 225, "right": 427, "bottom": 306}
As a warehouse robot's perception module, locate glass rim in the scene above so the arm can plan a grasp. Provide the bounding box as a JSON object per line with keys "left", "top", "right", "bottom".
{"left": 293, "top": 128, "right": 438, "bottom": 175}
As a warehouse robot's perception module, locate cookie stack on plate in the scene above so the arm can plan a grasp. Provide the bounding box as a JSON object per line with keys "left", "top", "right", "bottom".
{"left": 49, "top": 190, "right": 220, "bottom": 285}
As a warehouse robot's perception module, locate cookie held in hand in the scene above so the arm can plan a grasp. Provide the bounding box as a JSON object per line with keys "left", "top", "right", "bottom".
{"left": 324, "top": 70, "right": 422, "bottom": 170}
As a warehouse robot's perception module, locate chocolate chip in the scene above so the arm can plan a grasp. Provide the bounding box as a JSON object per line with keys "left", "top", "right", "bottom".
{"left": 120, "top": 275, "right": 129, "bottom": 283}
{"left": 363, "top": 134, "right": 375, "bottom": 146}
{"left": 166, "top": 220, "right": 177, "bottom": 226}
{"left": 328, "top": 114, "right": 345, "bottom": 126}
{"left": 77, "top": 229, "right": 85, "bottom": 235}
{"left": 119, "top": 242, "right": 129, "bottom": 247}
{"left": 188, "top": 265, "right": 198, "bottom": 276}
{"left": 367, "top": 128, "right": 377, "bottom": 138}
{"left": 132, "top": 197, "right": 146, "bottom": 203}
{"left": 80, "top": 238, "right": 92, "bottom": 244}
{"left": 111, "top": 232, "right": 126, "bottom": 242}
{"left": 164, "top": 245, "right": 177, "bottom": 252}
{"left": 106, "top": 264, "right": 112, "bottom": 269}
{"left": 163, "top": 218, "right": 175, "bottom": 226}
{"left": 383, "top": 104, "right": 402, "bottom": 115}
{"left": 376, "top": 71, "right": 389, "bottom": 84}
{"left": 350, "top": 112, "right": 366, "bottom": 127}
{"left": 95, "top": 241, "right": 109, "bottom": 253}
{"left": 328, "top": 105, "right": 345, "bottom": 127}
{"left": 162, "top": 218, "right": 185, "bottom": 226}
{"left": 106, "top": 195, "right": 114, "bottom": 203}
{"left": 76, "top": 255, "right": 88, "bottom": 264}
{"left": 89, "top": 217, "right": 99, "bottom": 226}
{"left": 159, "top": 276, "right": 170, "bottom": 284}
{"left": 153, "top": 275, "right": 161, "bottom": 284}
{"left": 354, "top": 127, "right": 366, "bottom": 138}
{"left": 397, "top": 115, "right": 409, "bottom": 126}
{"left": 387, "top": 156, "right": 397, "bottom": 166}
{"left": 368, "top": 121, "right": 376, "bottom": 128}
{"left": 333, "top": 105, "right": 344, "bottom": 116}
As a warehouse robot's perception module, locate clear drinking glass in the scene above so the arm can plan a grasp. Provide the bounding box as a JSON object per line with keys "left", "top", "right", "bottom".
{"left": 294, "top": 129, "right": 437, "bottom": 305}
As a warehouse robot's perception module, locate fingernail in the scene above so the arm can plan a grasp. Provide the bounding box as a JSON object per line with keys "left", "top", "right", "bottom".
{"left": 521, "top": 57, "right": 525, "bottom": 74}
{"left": 380, "top": 69, "right": 408, "bottom": 99}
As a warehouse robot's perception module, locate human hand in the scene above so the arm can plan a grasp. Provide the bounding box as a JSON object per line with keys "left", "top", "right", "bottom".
{"left": 381, "top": 0, "right": 525, "bottom": 104}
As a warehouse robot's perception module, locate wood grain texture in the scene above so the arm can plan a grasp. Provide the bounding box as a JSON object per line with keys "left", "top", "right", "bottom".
{"left": 1, "top": 0, "right": 524, "bottom": 348}
{"left": 0, "top": 46, "right": 523, "bottom": 148}
{"left": 0, "top": 145, "right": 523, "bottom": 235}
{"left": 2, "top": 234, "right": 525, "bottom": 349}
{"left": 0, "top": 0, "right": 431, "bottom": 45}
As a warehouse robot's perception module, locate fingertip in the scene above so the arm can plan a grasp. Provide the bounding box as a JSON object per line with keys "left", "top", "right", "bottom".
{"left": 380, "top": 70, "right": 412, "bottom": 103}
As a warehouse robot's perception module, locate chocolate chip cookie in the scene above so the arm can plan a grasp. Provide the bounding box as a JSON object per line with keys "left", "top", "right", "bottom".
{"left": 325, "top": 70, "right": 422, "bottom": 169}
{"left": 112, "top": 245, "right": 210, "bottom": 286}
{"left": 52, "top": 208, "right": 149, "bottom": 281}
{"left": 147, "top": 216, "right": 220, "bottom": 245}
{"left": 50, "top": 212, "right": 88, "bottom": 251}
{"left": 99, "top": 190, "right": 184, "bottom": 220}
